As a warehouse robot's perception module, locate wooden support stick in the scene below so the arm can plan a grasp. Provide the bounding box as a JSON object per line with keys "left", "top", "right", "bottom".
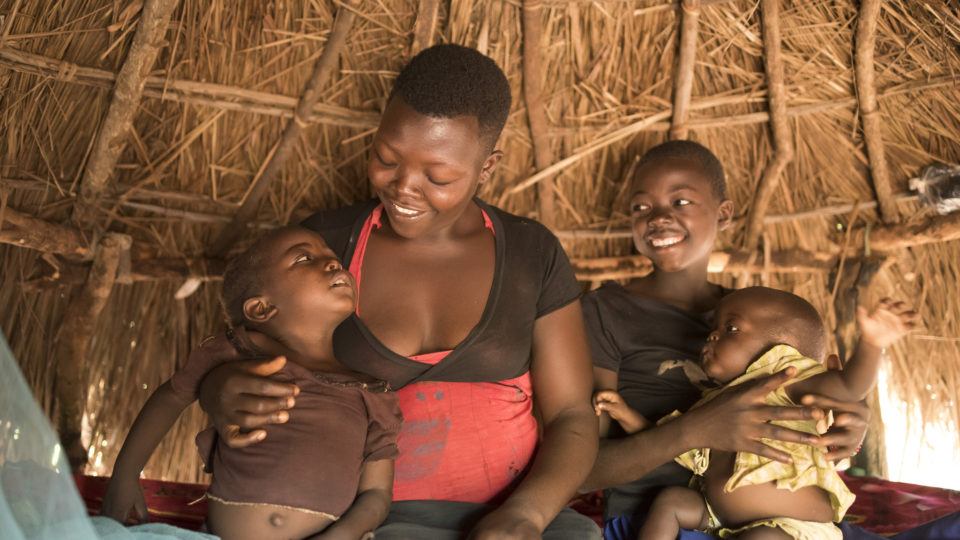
{"left": 669, "top": 0, "right": 701, "bottom": 140}
{"left": 0, "top": 206, "right": 93, "bottom": 259}
{"left": 522, "top": 0, "right": 556, "bottom": 226}
{"left": 208, "top": 0, "right": 357, "bottom": 256}
{"left": 76, "top": 0, "right": 179, "bottom": 219}
{"left": 409, "top": 0, "right": 441, "bottom": 56}
{"left": 0, "top": 47, "right": 378, "bottom": 128}
{"left": 742, "top": 0, "right": 793, "bottom": 253}
{"left": 52, "top": 232, "right": 130, "bottom": 470}
{"left": 855, "top": 0, "right": 898, "bottom": 224}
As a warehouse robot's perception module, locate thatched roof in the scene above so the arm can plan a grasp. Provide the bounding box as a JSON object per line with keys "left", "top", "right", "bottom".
{"left": 1, "top": 0, "right": 958, "bottom": 482}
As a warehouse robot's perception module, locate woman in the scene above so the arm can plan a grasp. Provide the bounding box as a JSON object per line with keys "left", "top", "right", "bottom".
{"left": 193, "top": 45, "right": 600, "bottom": 539}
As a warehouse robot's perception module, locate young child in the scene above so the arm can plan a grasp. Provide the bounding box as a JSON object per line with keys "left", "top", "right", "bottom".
{"left": 101, "top": 226, "right": 402, "bottom": 540}
{"left": 597, "top": 286, "right": 916, "bottom": 539}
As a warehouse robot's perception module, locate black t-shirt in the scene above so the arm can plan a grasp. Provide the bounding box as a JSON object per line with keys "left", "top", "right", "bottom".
{"left": 302, "top": 198, "right": 583, "bottom": 389}
{"left": 582, "top": 281, "right": 716, "bottom": 519}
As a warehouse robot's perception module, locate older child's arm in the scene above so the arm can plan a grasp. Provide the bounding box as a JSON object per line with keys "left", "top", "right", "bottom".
{"left": 789, "top": 299, "right": 916, "bottom": 403}
{"left": 102, "top": 382, "right": 192, "bottom": 522}
{"left": 314, "top": 459, "right": 393, "bottom": 540}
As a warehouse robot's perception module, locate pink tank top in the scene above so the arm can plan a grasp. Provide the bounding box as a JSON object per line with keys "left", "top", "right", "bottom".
{"left": 348, "top": 205, "right": 538, "bottom": 503}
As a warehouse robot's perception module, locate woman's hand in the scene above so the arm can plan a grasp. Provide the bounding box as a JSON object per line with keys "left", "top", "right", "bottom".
{"left": 101, "top": 475, "right": 147, "bottom": 524}
{"left": 801, "top": 393, "right": 870, "bottom": 461}
{"left": 685, "top": 367, "right": 824, "bottom": 463}
{"left": 195, "top": 335, "right": 299, "bottom": 448}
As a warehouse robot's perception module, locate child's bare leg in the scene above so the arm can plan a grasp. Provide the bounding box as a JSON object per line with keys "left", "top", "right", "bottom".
{"left": 637, "top": 486, "right": 709, "bottom": 540}
{"left": 734, "top": 526, "right": 792, "bottom": 539}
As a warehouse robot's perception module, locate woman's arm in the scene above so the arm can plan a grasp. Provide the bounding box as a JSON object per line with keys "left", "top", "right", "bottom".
{"left": 316, "top": 459, "right": 393, "bottom": 540}
{"left": 583, "top": 368, "right": 826, "bottom": 491}
{"left": 195, "top": 334, "right": 300, "bottom": 448}
{"left": 470, "top": 300, "right": 598, "bottom": 538}
{"left": 101, "top": 382, "right": 191, "bottom": 522}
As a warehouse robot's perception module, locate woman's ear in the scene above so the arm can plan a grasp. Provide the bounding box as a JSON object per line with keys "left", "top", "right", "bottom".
{"left": 243, "top": 297, "right": 279, "bottom": 324}
{"left": 478, "top": 150, "right": 504, "bottom": 185}
{"left": 717, "top": 199, "right": 735, "bottom": 231}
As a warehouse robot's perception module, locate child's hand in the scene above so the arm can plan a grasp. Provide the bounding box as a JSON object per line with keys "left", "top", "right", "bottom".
{"left": 101, "top": 475, "right": 148, "bottom": 524}
{"left": 858, "top": 298, "right": 918, "bottom": 348}
{"left": 593, "top": 390, "right": 650, "bottom": 434}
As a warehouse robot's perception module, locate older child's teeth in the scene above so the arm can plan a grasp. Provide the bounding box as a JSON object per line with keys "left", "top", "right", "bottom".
{"left": 651, "top": 236, "right": 683, "bottom": 247}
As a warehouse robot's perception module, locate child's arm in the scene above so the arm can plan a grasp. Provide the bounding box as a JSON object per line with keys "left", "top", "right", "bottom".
{"left": 101, "top": 382, "right": 192, "bottom": 523}
{"left": 789, "top": 299, "right": 916, "bottom": 403}
{"left": 593, "top": 390, "right": 651, "bottom": 434}
{"left": 313, "top": 459, "right": 393, "bottom": 540}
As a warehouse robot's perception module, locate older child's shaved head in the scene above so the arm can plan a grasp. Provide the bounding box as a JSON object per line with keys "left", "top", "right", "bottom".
{"left": 389, "top": 44, "right": 511, "bottom": 150}
{"left": 731, "top": 286, "right": 827, "bottom": 361}
{"left": 636, "top": 140, "right": 727, "bottom": 200}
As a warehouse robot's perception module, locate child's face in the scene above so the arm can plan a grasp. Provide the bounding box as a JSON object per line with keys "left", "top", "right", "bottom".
{"left": 629, "top": 158, "right": 732, "bottom": 272}
{"left": 368, "top": 98, "right": 501, "bottom": 239}
{"left": 258, "top": 228, "right": 356, "bottom": 327}
{"left": 701, "top": 292, "right": 776, "bottom": 384}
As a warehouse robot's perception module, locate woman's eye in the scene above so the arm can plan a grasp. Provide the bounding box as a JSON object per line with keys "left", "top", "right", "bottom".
{"left": 374, "top": 151, "right": 396, "bottom": 167}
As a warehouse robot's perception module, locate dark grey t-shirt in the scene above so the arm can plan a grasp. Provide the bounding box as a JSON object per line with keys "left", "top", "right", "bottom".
{"left": 582, "top": 281, "right": 716, "bottom": 519}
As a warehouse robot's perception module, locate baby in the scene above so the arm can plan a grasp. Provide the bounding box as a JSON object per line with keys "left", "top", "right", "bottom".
{"left": 595, "top": 286, "right": 915, "bottom": 539}
{"left": 102, "top": 226, "right": 402, "bottom": 540}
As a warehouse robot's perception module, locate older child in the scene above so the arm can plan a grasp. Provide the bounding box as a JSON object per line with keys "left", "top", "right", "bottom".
{"left": 583, "top": 141, "right": 871, "bottom": 537}
{"left": 102, "top": 226, "right": 401, "bottom": 540}
{"left": 601, "top": 287, "right": 914, "bottom": 539}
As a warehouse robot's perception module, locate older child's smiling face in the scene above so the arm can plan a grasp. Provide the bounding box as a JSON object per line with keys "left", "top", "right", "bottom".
{"left": 629, "top": 158, "right": 733, "bottom": 273}
{"left": 367, "top": 98, "right": 501, "bottom": 240}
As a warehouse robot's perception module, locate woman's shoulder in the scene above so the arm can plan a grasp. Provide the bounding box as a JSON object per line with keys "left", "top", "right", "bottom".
{"left": 479, "top": 199, "right": 557, "bottom": 241}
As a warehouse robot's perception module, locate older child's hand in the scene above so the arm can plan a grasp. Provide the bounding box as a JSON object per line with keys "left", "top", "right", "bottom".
{"left": 593, "top": 390, "right": 650, "bottom": 434}
{"left": 858, "top": 298, "right": 918, "bottom": 349}
{"left": 801, "top": 393, "right": 871, "bottom": 462}
{"left": 101, "top": 475, "right": 148, "bottom": 524}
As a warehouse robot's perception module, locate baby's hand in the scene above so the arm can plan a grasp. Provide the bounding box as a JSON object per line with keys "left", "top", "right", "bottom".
{"left": 858, "top": 298, "right": 918, "bottom": 348}
{"left": 593, "top": 390, "right": 651, "bottom": 434}
{"left": 101, "top": 475, "right": 148, "bottom": 524}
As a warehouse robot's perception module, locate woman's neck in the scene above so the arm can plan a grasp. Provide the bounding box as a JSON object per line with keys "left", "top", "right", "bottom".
{"left": 626, "top": 261, "right": 721, "bottom": 313}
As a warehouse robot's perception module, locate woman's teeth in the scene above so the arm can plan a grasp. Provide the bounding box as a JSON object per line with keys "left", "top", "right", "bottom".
{"left": 392, "top": 203, "right": 423, "bottom": 216}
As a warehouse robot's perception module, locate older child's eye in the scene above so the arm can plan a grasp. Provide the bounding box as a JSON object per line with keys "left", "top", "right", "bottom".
{"left": 675, "top": 198, "right": 692, "bottom": 207}
{"left": 374, "top": 150, "right": 396, "bottom": 168}
{"left": 631, "top": 202, "right": 650, "bottom": 213}
{"left": 294, "top": 253, "right": 311, "bottom": 264}
{"left": 725, "top": 324, "right": 739, "bottom": 333}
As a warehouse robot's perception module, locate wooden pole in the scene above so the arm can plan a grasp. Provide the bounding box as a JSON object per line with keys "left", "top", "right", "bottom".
{"left": 75, "top": 0, "right": 179, "bottom": 224}
{"left": 670, "top": 0, "right": 701, "bottom": 140}
{"left": 208, "top": 0, "right": 357, "bottom": 256}
{"left": 855, "top": 0, "right": 898, "bottom": 224}
{"left": 742, "top": 0, "right": 794, "bottom": 253}
{"left": 409, "top": 0, "right": 441, "bottom": 56}
{"left": 0, "top": 206, "right": 93, "bottom": 259}
{"left": 522, "top": 0, "right": 556, "bottom": 227}
{"left": 52, "top": 232, "right": 130, "bottom": 470}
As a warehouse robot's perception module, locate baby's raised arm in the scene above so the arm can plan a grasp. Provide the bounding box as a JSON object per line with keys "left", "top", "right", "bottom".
{"left": 101, "top": 382, "right": 193, "bottom": 523}
{"left": 789, "top": 299, "right": 917, "bottom": 403}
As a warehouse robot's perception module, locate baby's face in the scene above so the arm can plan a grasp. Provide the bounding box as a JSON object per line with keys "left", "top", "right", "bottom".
{"left": 261, "top": 228, "right": 356, "bottom": 325}
{"left": 701, "top": 293, "right": 776, "bottom": 384}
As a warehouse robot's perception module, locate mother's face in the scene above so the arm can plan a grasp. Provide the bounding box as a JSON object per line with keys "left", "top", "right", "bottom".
{"left": 367, "top": 98, "right": 501, "bottom": 239}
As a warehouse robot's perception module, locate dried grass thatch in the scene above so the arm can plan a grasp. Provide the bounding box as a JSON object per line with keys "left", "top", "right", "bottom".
{"left": 1, "top": 0, "right": 958, "bottom": 482}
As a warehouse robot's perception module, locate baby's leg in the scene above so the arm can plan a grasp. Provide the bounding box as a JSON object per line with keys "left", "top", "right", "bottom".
{"left": 637, "top": 486, "right": 709, "bottom": 540}
{"left": 734, "top": 526, "right": 792, "bottom": 539}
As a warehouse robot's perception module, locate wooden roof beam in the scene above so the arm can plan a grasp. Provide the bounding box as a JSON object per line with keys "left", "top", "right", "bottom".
{"left": 208, "top": 0, "right": 357, "bottom": 257}
{"left": 742, "top": 0, "right": 794, "bottom": 254}
{"left": 75, "top": 0, "right": 179, "bottom": 224}
{"left": 855, "top": 0, "right": 899, "bottom": 224}
{"left": 409, "top": 0, "right": 441, "bottom": 57}
{"left": 669, "top": 0, "right": 701, "bottom": 140}
{"left": 522, "top": 0, "right": 556, "bottom": 227}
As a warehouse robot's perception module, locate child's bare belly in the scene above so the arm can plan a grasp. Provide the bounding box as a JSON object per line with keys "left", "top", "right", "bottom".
{"left": 703, "top": 450, "right": 835, "bottom": 527}
{"left": 207, "top": 498, "right": 336, "bottom": 540}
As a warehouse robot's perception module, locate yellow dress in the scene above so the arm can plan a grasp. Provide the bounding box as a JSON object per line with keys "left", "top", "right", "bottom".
{"left": 672, "top": 344, "right": 855, "bottom": 539}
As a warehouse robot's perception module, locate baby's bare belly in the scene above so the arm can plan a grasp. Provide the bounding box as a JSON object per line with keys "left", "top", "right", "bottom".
{"left": 207, "top": 498, "right": 337, "bottom": 540}
{"left": 703, "top": 450, "right": 835, "bottom": 527}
